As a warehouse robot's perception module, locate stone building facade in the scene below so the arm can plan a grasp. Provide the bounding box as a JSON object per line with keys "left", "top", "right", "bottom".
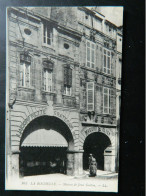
{"left": 6, "top": 7, "right": 122, "bottom": 179}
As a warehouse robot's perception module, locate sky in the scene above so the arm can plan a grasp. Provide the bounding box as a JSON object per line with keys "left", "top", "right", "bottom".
{"left": 88, "top": 7, "right": 123, "bottom": 26}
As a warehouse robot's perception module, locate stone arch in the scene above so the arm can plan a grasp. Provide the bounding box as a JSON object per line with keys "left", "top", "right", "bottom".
{"left": 19, "top": 115, "right": 75, "bottom": 176}
{"left": 83, "top": 132, "right": 112, "bottom": 170}
{"left": 19, "top": 115, "right": 74, "bottom": 151}
{"left": 79, "top": 126, "right": 115, "bottom": 151}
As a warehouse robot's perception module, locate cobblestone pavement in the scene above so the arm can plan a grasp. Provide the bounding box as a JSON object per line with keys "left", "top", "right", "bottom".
{"left": 7, "top": 170, "right": 118, "bottom": 192}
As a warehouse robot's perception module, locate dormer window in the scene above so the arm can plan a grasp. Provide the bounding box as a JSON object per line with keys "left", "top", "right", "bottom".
{"left": 43, "top": 21, "right": 53, "bottom": 45}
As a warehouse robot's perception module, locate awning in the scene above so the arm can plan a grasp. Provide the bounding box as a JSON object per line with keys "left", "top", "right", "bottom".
{"left": 21, "top": 129, "right": 68, "bottom": 147}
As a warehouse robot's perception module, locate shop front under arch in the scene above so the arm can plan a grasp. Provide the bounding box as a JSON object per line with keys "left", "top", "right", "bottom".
{"left": 19, "top": 115, "right": 74, "bottom": 176}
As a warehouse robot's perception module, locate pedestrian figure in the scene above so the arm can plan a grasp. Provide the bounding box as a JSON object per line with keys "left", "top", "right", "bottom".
{"left": 89, "top": 154, "right": 97, "bottom": 177}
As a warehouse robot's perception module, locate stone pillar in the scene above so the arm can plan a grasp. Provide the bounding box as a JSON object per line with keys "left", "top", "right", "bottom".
{"left": 66, "top": 151, "right": 74, "bottom": 175}
{"left": 74, "top": 150, "right": 84, "bottom": 176}
{"left": 11, "top": 151, "right": 20, "bottom": 180}
{"left": 66, "top": 150, "right": 84, "bottom": 176}
{"left": 104, "top": 148, "right": 116, "bottom": 172}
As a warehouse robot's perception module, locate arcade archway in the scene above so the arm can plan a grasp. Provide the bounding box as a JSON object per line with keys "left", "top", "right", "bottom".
{"left": 19, "top": 116, "right": 74, "bottom": 176}
{"left": 83, "top": 132, "right": 111, "bottom": 171}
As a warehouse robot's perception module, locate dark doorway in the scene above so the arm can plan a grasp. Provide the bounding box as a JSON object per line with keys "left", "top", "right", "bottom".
{"left": 20, "top": 147, "right": 67, "bottom": 176}
{"left": 83, "top": 132, "right": 111, "bottom": 170}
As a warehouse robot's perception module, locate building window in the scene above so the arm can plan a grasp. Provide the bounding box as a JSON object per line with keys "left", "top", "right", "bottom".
{"left": 43, "top": 60, "right": 53, "bottom": 92}
{"left": 87, "top": 82, "right": 94, "bottom": 111}
{"left": 43, "top": 22, "right": 52, "bottom": 45}
{"left": 103, "top": 49, "right": 111, "bottom": 74}
{"left": 43, "top": 68, "right": 52, "bottom": 92}
{"left": 86, "top": 41, "right": 95, "bottom": 69}
{"left": 64, "top": 65, "right": 72, "bottom": 96}
{"left": 19, "top": 54, "right": 31, "bottom": 87}
{"left": 64, "top": 86, "right": 72, "bottom": 96}
{"left": 103, "top": 87, "right": 110, "bottom": 114}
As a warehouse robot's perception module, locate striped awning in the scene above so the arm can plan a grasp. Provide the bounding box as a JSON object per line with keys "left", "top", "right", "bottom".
{"left": 21, "top": 129, "right": 68, "bottom": 147}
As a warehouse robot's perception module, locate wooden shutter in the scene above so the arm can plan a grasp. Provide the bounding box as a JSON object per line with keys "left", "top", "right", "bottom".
{"left": 68, "top": 68, "right": 72, "bottom": 87}
{"left": 87, "top": 82, "right": 94, "bottom": 111}
{"left": 64, "top": 66, "right": 72, "bottom": 87}
{"left": 64, "top": 66, "right": 68, "bottom": 86}
{"left": 110, "top": 89, "right": 116, "bottom": 115}
{"left": 30, "top": 58, "right": 35, "bottom": 87}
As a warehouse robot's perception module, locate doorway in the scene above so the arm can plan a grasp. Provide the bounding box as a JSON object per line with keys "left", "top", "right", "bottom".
{"left": 83, "top": 132, "right": 111, "bottom": 170}
{"left": 20, "top": 147, "right": 67, "bottom": 176}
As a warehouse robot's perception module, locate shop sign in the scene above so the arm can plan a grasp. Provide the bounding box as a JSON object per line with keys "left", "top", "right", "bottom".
{"left": 18, "top": 109, "right": 74, "bottom": 136}
{"left": 54, "top": 111, "right": 73, "bottom": 130}
{"left": 84, "top": 127, "right": 113, "bottom": 137}
{"left": 18, "top": 109, "right": 46, "bottom": 134}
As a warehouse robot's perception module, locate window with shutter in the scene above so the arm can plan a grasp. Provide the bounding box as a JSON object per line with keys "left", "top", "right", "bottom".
{"left": 87, "top": 82, "right": 94, "bottom": 111}
{"left": 86, "top": 40, "right": 95, "bottom": 69}
{"left": 103, "top": 87, "right": 111, "bottom": 114}
{"left": 103, "top": 49, "right": 111, "bottom": 74}
{"left": 64, "top": 66, "right": 72, "bottom": 96}
{"left": 19, "top": 54, "right": 31, "bottom": 88}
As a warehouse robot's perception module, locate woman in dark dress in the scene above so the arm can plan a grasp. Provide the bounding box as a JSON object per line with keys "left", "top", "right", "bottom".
{"left": 89, "top": 154, "right": 97, "bottom": 177}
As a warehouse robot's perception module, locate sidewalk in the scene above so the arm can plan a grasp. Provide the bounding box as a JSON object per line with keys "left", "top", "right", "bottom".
{"left": 83, "top": 170, "right": 118, "bottom": 179}
{"left": 22, "top": 169, "right": 118, "bottom": 180}
{"left": 7, "top": 170, "right": 118, "bottom": 192}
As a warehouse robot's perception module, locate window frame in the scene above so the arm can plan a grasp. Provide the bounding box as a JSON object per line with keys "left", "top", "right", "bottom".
{"left": 63, "top": 65, "right": 72, "bottom": 96}
{"left": 103, "top": 48, "right": 111, "bottom": 75}
{"left": 19, "top": 54, "right": 31, "bottom": 88}
{"left": 87, "top": 82, "right": 94, "bottom": 111}
{"left": 43, "top": 68, "right": 53, "bottom": 92}
{"left": 43, "top": 21, "right": 52, "bottom": 46}
{"left": 103, "top": 87, "right": 111, "bottom": 114}
{"left": 86, "top": 40, "right": 95, "bottom": 69}
{"left": 64, "top": 86, "right": 72, "bottom": 96}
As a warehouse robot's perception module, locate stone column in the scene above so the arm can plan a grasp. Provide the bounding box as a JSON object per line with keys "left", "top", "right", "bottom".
{"left": 66, "top": 151, "right": 74, "bottom": 175}
{"left": 104, "top": 147, "right": 116, "bottom": 172}
{"left": 11, "top": 151, "right": 20, "bottom": 180}
{"left": 66, "top": 150, "right": 84, "bottom": 176}
{"left": 74, "top": 150, "right": 84, "bottom": 176}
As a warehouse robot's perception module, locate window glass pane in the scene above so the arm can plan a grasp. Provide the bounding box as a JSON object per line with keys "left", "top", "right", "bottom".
{"left": 88, "top": 83, "right": 93, "bottom": 89}
{"left": 91, "top": 50, "right": 94, "bottom": 63}
{"left": 104, "top": 49, "right": 106, "bottom": 54}
{"left": 92, "top": 44, "right": 94, "bottom": 49}
{"left": 88, "top": 104, "right": 93, "bottom": 111}
{"left": 104, "top": 94, "right": 108, "bottom": 107}
{"left": 104, "top": 108, "right": 108, "bottom": 113}
{"left": 92, "top": 63, "right": 94, "bottom": 68}
{"left": 25, "top": 64, "right": 30, "bottom": 87}
{"left": 87, "top": 48, "right": 90, "bottom": 61}
{"left": 104, "top": 88, "right": 108, "bottom": 93}
{"left": 107, "top": 56, "right": 110, "bottom": 68}
{"left": 88, "top": 90, "right": 93, "bottom": 103}
{"left": 67, "top": 87, "right": 70, "bottom": 95}
{"left": 47, "top": 38, "right": 50, "bottom": 45}
{"left": 104, "top": 55, "right": 106, "bottom": 68}
{"left": 108, "top": 51, "right": 110, "bottom": 56}
{"left": 87, "top": 62, "right": 90, "bottom": 67}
